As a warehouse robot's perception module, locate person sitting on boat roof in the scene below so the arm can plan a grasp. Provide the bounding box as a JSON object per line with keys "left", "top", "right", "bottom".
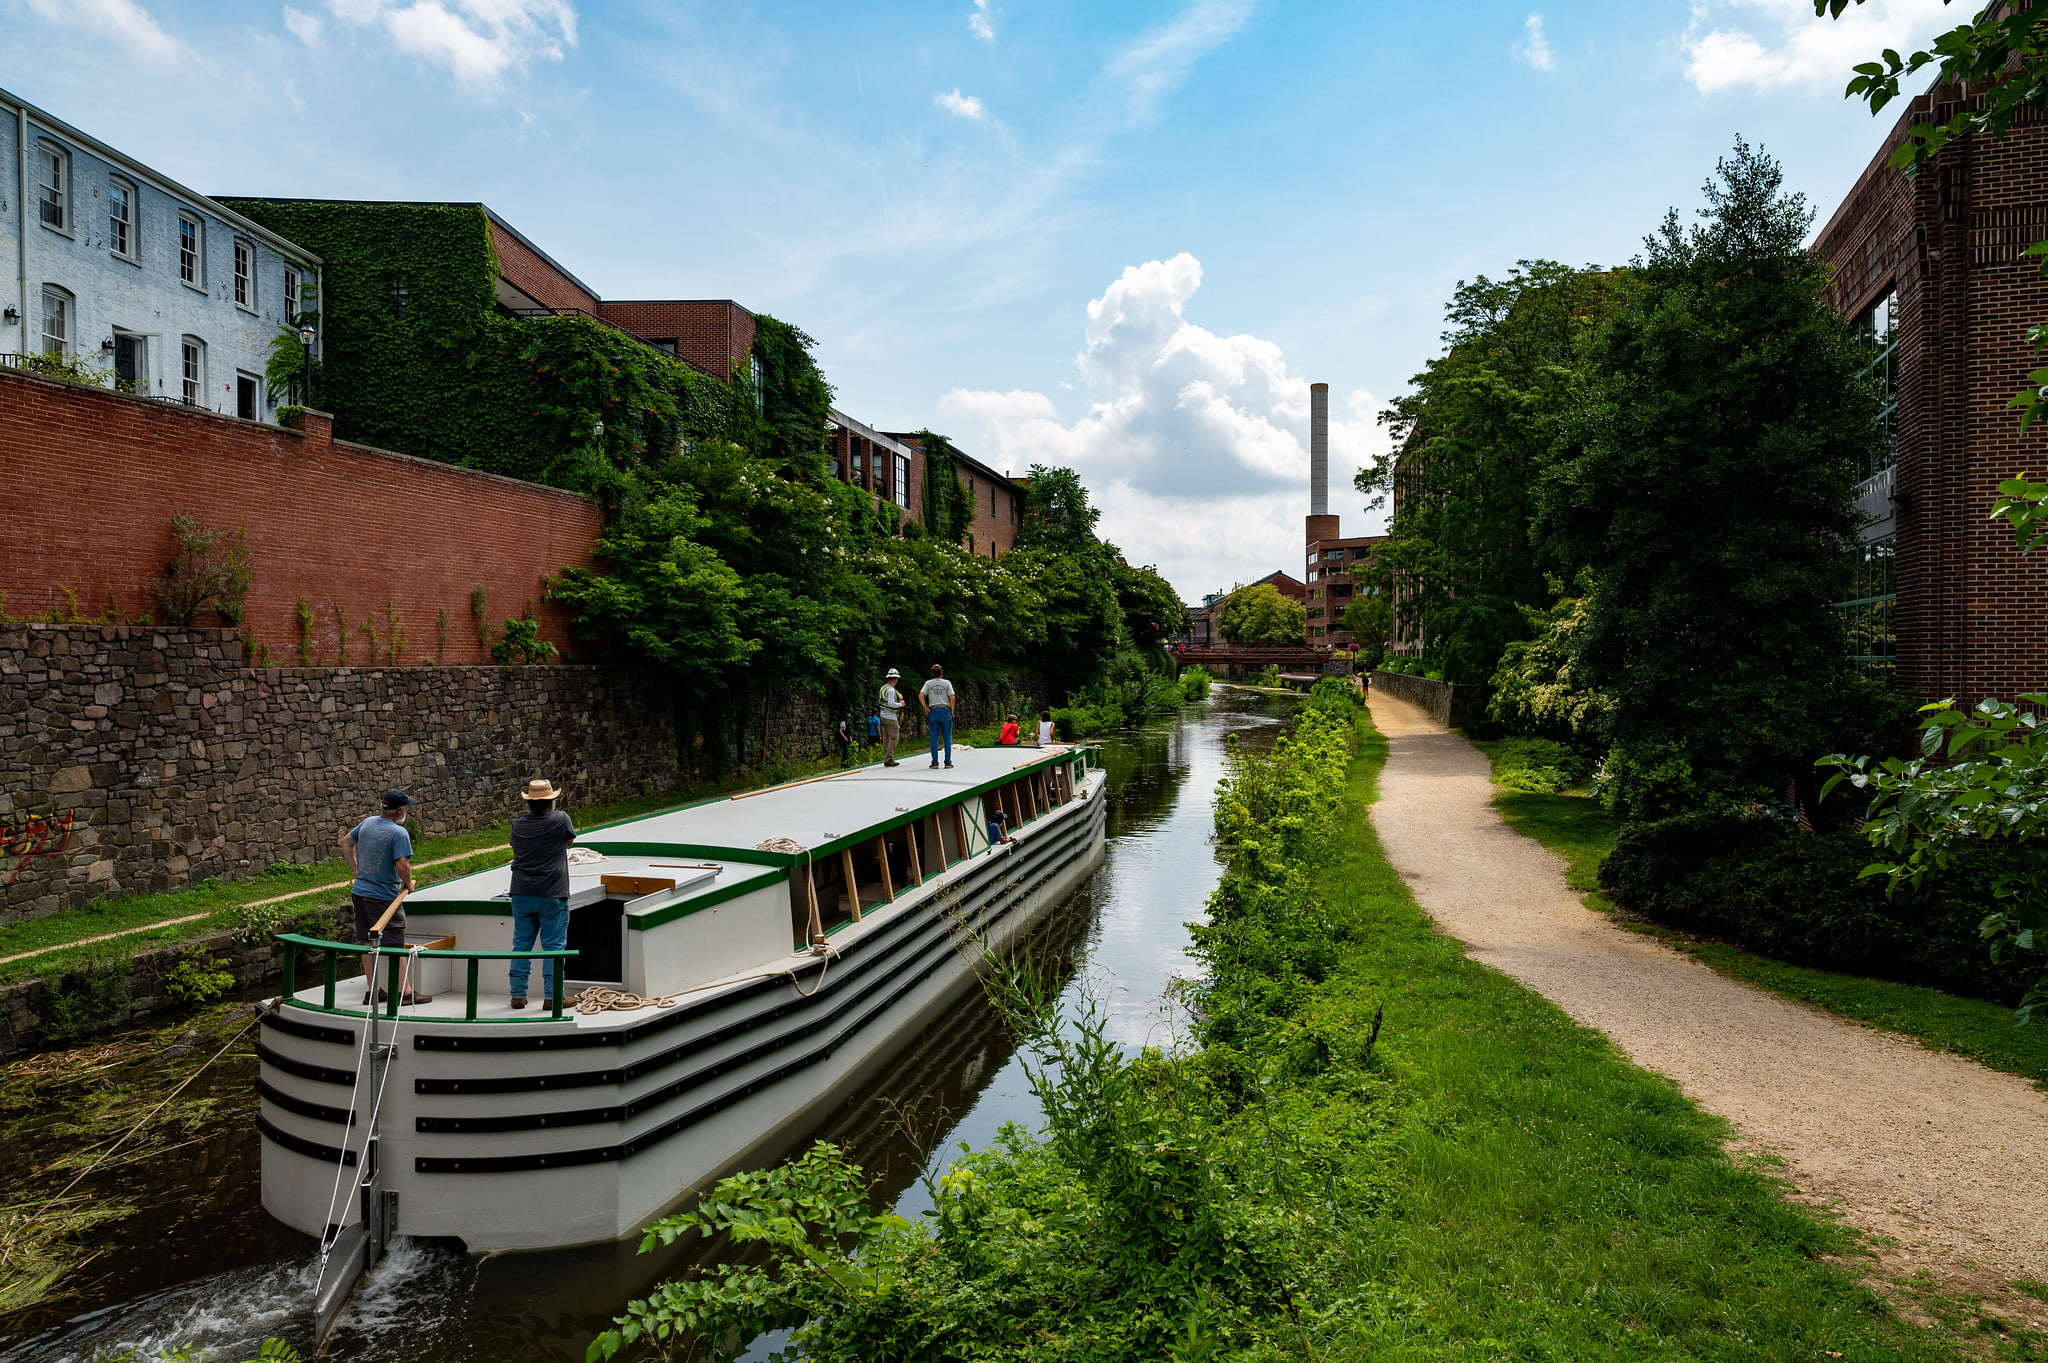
{"left": 921, "top": 664, "right": 956, "bottom": 769}
{"left": 997, "top": 713, "right": 1020, "bottom": 746}
{"left": 508, "top": 778, "right": 577, "bottom": 1010}
{"left": 1036, "top": 709, "right": 1055, "bottom": 746}
{"left": 987, "top": 805, "right": 1016, "bottom": 850}
{"left": 340, "top": 790, "right": 432, "bottom": 1006}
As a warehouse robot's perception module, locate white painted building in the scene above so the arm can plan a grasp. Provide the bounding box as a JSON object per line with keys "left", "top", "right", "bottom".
{"left": 0, "top": 88, "right": 320, "bottom": 425}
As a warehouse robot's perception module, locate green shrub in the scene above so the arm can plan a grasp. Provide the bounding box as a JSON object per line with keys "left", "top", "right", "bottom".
{"left": 1600, "top": 811, "right": 2023, "bottom": 1003}
{"left": 164, "top": 947, "right": 236, "bottom": 1007}
{"left": 43, "top": 951, "right": 133, "bottom": 1041}
{"left": 1491, "top": 736, "right": 1593, "bottom": 793}
{"left": 1178, "top": 664, "right": 1214, "bottom": 702}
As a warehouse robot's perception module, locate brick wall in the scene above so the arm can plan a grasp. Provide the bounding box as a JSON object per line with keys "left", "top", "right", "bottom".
{"left": 596, "top": 301, "right": 755, "bottom": 378}
{"left": 0, "top": 366, "right": 600, "bottom": 664}
{"left": 488, "top": 219, "right": 599, "bottom": 313}
{"left": 0, "top": 624, "right": 677, "bottom": 926}
{"left": 1815, "top": 92, "right": 2048, "bottom": 704}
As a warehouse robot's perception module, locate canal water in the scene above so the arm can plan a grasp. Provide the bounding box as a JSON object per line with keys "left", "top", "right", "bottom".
{"left": 5, "top": 687, "right": 1298, "bottom": 1363}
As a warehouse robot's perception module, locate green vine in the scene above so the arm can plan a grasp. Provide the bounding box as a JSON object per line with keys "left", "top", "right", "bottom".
{"left": 915, "top": 430, "right": 976, "bottom": 546}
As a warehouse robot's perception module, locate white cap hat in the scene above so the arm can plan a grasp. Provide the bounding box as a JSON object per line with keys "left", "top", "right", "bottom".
{"left": 885, "top": 668, "right": 901, "bottom": 679}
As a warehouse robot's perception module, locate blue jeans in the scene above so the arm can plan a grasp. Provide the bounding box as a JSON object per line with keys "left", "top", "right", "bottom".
{"left": 928, "top": 708, "right": 953, "bottom": 765}
{"left": 508, "top": 895, "right": 569, "bottom": 1000}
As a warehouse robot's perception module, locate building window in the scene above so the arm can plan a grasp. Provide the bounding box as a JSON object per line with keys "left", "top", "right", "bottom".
{"left": 236, "top": 372, "right": 259, "bottom": 421}
{"left": 1836, "top": 533, "right": 1896, "bottom": 676}
{"left": 179, "top": 216, "right": 202, "bottom": 286}
{"left": 284, "top": 267, "right": 299, "bottom": 317}
{"left": 650, "top": 338, "right": 676, "bottom": 357}
{"left": 113, "top": 334, "right": 146, "bottom": 392}
{"left": 109, "top": 178, "right": 135, "bottom": 259}
{"left": 894, "top": 454, "right": 910, "bottom": 509}
{"left": 233, "top": 238, "right": 254, "bottom": 309}
{"left": 751, "top": 354, "right": 765, "bottom": 414}
{"left": 1854, "top": 290, "right": 1898, "bottom": 480}
{"left": 35, "top": 141, "right": 66, "bottom": 231}
{"left": 39, "top": 286, "right": 71, "bottom": 356}
{"left": 181, "top": 338, "right": 204, "bottom": 404}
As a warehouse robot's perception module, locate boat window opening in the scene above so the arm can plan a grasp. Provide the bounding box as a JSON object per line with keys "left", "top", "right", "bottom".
{"left": 844, "top": 842, "right": 892, "bottom": 918}
{"left": 798, "top": 857, "right": 856, "bottom": 942}
{"left": 566, "top": 897, "right": 627, "bottom": 985}
{"left": 894, "top": 821, "right": 924, "bottom": 886}
{"left": 873, "top": 834, "right": 896, "bottom": 901}
{"left": 921, "top": 811, "right": 949, "bottom": 871}
{"left": 943, "top": 805, "right": 968, "bottom": 864}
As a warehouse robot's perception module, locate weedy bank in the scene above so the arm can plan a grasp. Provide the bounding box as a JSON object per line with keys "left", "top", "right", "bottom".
{"left": 589, "top": 683, "right": 1992, "bottom": 1361}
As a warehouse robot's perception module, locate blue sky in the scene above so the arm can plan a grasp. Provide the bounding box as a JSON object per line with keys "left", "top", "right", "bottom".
{"left": 5, "top": 0, "right": 1950, "bottom": 596}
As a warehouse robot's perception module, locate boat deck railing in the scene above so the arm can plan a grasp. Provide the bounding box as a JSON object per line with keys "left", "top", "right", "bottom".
{"left": 277, "top": 932, "right": 580, "bottom": 1019}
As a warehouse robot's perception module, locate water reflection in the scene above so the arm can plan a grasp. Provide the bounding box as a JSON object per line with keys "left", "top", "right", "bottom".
{"left": 5, "top": 687, "right": 1296, "bottom": 1363}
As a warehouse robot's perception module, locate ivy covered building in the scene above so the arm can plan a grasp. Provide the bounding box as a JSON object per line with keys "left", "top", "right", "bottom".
{"left": 1814, "top": 85, "right": 2048, "bottom": 704}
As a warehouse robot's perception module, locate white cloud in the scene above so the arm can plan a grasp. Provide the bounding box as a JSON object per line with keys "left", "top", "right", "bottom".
{"left": 938, "top": 254, "right": 1391, "bottom": 597}
{"left": 1103, "top": 0, "right": 1257, "bottom": 128}
{"left": 1514, "top": 13, "right": 1555, "bottom": 72}
{"left": 969, "top": 0, "right": 994, "bottom": 43}
{"left": 1680, "top": 0, "right": 1944, "bottom": 94}
{"left": 282, "top": 6, "right": 325, "bottom": 46}
{"left": 18, "top": 0, "right": 195, "bottom": 67}
{"left": 934, "top": 88, "right": 987, "bottom": 120}
{"left": 325, "top": 0, "right": 576, "bottom": 89}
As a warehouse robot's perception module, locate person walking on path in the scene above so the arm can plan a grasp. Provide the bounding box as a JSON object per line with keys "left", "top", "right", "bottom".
{"left": 340, "top": 790, "right": 431, "bottom": 1005}
{"left": 508, "top": 777, "right": 577, "bottom": 1010}
{"left": 921, "top": 664, "right": 956, "bottom": 768}
{"left": 877, "top": 669, "right": 906, "bottom": 767}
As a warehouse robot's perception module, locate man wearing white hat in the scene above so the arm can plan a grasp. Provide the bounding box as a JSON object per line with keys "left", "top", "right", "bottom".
{"left": 508, "top": 777, "right": 576, "bottom": 1009}
{"left": 877, "top": 668, "right": 906, "bottom": 768}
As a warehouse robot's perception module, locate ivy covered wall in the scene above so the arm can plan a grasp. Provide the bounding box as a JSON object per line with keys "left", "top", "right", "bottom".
{"left": 220, "top": 200, "right": 830, "bottom": 508}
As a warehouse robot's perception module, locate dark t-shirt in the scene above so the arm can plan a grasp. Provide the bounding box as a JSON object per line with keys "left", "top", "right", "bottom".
{"left": 509, "top": 809, "right": 577, "bottom": 899}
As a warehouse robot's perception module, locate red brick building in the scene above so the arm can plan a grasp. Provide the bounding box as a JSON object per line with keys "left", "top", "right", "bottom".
{"left": 1814, "top": 88, "right": 2048, "bottom": 704}
{"left": 1304, "top": 513, "right": 1384, "bottom": 650}
{"left": 1188, "top": 571, "right": 1307, "bottom": 646}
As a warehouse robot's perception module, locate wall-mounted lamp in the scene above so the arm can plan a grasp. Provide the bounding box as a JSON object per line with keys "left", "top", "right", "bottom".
{"left": 2, "top": 306, "right": 16, "bottom": 324}
{"left": 100, "top": 336, "right": 116, "bottom": 351}
{"left": 592, "top": 420, "right": 605, "bottom": 439}
{"left": 298, "top": 325, "right": 315, "bottom": 349}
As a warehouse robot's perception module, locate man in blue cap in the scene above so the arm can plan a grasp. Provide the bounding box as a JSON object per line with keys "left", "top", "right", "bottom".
{"left": 340, "top": 789, "right": 432, "bottom": 1005}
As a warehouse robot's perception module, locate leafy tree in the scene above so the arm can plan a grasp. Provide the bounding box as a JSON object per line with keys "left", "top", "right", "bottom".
{"left": 1819, "top": 0, "right": 2048, "bottom": 426}
{"left": 1008, "top": 547, "right": 1124, "bottom": 692}
{"left": 1219, "top": 583, "right": 1305, "bottom": 646}
{"left": 1358, "top": 261, "right": 1616, "bottom": 685}
{"left": 1110, "top": 560, "right": 1189, "bottom": 652}
{"left": 1017, "top": 464, "right": 1102, "bottom": 552}
{"left": 545, "top": 477, "right": 758, "bottom": 695}
{"left": 1341, "top": 593, "right": 1393, "bottom": 668}
{"left": 1537, "top": 140, "right": 1885, "bottom": 816}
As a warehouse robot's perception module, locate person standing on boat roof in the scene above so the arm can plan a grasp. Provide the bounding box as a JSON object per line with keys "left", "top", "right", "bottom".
{"left": 920, "top": 664, "right": 956, "bottom": 769}
{"left": 877, "top": 669, "right": 906, "bottom": 767}
{"left": 340, "top": 790, "right": 432, "bottom": 1006}
{"left": 508, "top": 778, "right": 577, "bottom": 1010}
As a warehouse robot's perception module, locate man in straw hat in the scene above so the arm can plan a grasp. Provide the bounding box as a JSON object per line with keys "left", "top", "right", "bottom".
{"left": 877, "top": 668, "right": 906, "bottom": 768}
{"left": 508, "top": 777, "right": 577, "bottom": 1009}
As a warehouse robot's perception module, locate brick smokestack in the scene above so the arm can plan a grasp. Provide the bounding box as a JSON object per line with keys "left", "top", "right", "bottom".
{"left": 1309, "top": 382, "right": 1330, "bottom": 517}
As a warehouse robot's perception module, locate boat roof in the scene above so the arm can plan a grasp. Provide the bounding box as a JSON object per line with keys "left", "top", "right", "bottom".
{"left": 404, "top": 743, "right": 1092, "bottom": 922}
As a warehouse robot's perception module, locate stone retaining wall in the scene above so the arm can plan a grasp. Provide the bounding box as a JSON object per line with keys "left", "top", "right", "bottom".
{"left": 1, "top": 624, "right": 678, "bottom": 925}
{"left": 1369, "top": 671, "right": 1456, "bottom": 725}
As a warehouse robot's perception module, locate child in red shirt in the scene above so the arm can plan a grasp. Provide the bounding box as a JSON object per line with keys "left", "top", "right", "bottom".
{"left": 997, "top": 713, "right": 1021, "bottom": 745}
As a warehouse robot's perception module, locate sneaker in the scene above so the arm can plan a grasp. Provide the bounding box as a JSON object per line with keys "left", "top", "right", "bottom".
{"left": 929, "top": 762, "right": 940, "bottom": 769}
{"left": 400, "top": 992, "right": 434, "bottom": 1006}
{"left": 510, "top": 996, "right": 527, "bottom": 1010}
{"left": 944, "top": 762, "right": 953, "bottom": 768}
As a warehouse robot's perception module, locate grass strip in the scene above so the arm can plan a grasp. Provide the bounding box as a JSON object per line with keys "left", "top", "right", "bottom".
{"left": 1469, "top": 739, "right": 2048, "bottom": 1088}
{"left": 0, "top": 755, "right": 865, "bottom": 987}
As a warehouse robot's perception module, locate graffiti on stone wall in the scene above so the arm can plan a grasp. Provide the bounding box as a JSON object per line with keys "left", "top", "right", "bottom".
{"left": 2, "top": 811, "right": 74, "bottom": 886}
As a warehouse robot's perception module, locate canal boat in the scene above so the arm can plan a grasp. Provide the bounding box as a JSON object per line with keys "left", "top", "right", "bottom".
{"left": 254, "top": 743, "right": 1106, "bottom": 1268}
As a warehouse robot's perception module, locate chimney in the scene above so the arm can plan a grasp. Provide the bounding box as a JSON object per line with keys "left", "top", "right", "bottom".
{"left": 1305, "top": 382, "right": 1338, "bottom": 545}
{"left": 1309, "top": 382, "right": 1329, "bottom": 516}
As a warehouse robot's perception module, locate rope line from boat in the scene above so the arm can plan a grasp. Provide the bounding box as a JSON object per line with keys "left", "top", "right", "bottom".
{"left": 753, "top": 835, "right": 840, "bottom": 997}
{"left": 310, "top": 939, "right": 426, "bottom": 1310}
{"left": 49, "top": 1008, "right": 263, "bottom": 1204}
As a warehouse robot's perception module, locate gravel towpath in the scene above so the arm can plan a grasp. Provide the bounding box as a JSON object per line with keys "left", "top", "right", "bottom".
{"left": 1366, "top": 688, "right": 2048, "bottom": 1298}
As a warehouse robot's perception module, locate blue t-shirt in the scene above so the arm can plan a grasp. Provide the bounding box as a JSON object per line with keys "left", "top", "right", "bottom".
{"left": 350, "top": 815, "right": 414, "bottom": 900}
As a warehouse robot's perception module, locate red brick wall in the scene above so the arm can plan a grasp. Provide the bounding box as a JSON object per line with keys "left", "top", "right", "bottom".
{"left": 1815, "top": 91, "right": 2048, "bottom": 704}
{"left": 489, "top": 220, "right": 599, "bottom": 313}
{"left": 0, "top": 368, "right": 602, "bottom": 664}
{"left": 596, "top": 301, "right": 755, "bottom": 377}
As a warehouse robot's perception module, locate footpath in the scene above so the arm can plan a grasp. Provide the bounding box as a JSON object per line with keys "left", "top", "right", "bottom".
{"left": 1367, "top": 689, "right": 2048, "bottom": 1305}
